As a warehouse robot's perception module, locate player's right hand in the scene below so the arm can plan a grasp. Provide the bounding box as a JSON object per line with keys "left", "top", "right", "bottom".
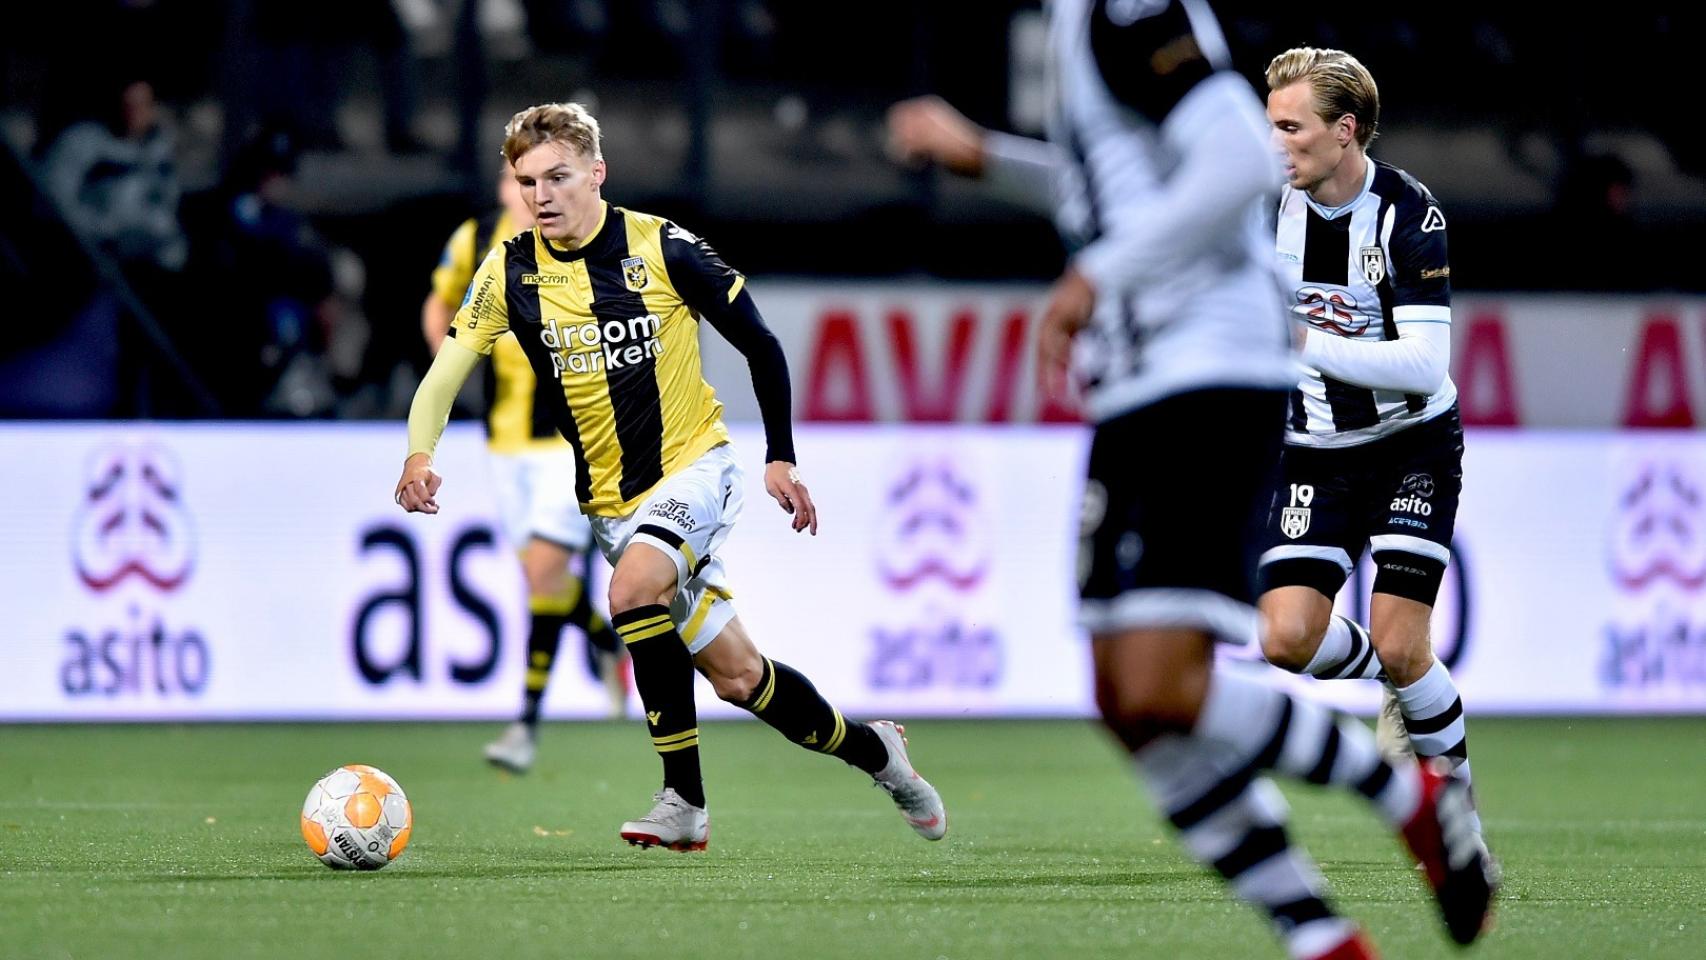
{"left": 1038, "top": 266, "right": 1096, "bottom": 398}
{"left": 885, "top": 96, "right": 987, "bottom": 177}
{"left": 394, "top": 453, "right": 444, "bottom": 514}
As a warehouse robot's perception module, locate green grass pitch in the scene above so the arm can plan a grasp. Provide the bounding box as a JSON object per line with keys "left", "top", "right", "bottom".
{"left": 2, "top": 718, "right": 1703, "bottom": 959}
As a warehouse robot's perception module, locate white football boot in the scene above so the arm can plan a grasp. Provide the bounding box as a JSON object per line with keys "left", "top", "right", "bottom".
{"left": 1375, "top": 685, "right": 1415, "bottom": 762}
{"left": 870, "top": 721, "right": 947, "bottom": 840}
{"left": 483, "top": 722, "right": 537, "bottom": 773}
{"left": 620, "top": 788, "right": 710, "bottom": 851}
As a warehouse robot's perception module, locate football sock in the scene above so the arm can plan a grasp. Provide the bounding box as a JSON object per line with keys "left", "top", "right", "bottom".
{"left": 613, "top": 604, "right": 704, "bottom": 808}
{"left": 1394, "top": 660, "right": 1479, "bottom": 829}
{"left": 1300, "top": 616, "right": 1387, "bottom": 681}
{"left": 566, "top": 575, "right": 621, "bottom": 675}
{"left": 1137, "top": 739, "right": 1354, "bottom": 960}
{"left": 1193, "top": 669, "right": 1421, "bottom": 829}
{"left": 737, "top": 658, "right": 888, "bottom": 775}
{"left": 569, "top": 572, "right": 617, "bottom": 653}
{"left": 519, "top": 590, "right": 573, "bottom": 731}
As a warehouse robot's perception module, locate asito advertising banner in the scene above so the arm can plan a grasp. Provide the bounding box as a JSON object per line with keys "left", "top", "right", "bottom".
{"left": 3, "top": 423, "right": 1703, "bottom": 720}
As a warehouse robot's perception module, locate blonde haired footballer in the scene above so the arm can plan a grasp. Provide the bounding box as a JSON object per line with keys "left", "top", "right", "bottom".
{"left": 395, "top": 102, "right": 946, "bottom": 850}
{"left": 422, "top": 159, "right": 625, "bottom": 772}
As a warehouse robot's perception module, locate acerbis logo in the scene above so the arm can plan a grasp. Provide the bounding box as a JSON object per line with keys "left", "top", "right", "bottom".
{"left": 1296, "top": 287, "right": 1367, "bottom": 335}
{"left": 73, "top": 444, "right": 195, "bottom": 592}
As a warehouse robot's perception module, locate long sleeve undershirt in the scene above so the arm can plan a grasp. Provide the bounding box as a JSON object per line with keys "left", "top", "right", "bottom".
{"left": 700, "top": 287, "right": 796, "bottom": 464}
{"left": 1300, "top": 314, "right": 1451, "bottom": 395}
{"left": 405, "top": 336, "right": 482, "bottom": 459}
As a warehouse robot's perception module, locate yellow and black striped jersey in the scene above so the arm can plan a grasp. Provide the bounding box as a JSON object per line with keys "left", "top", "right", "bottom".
{"left": 430, "top": 209, "right": 566, "bottom": 453}
{"left": 449, "top": 203, "right": 792, "bottom": 517}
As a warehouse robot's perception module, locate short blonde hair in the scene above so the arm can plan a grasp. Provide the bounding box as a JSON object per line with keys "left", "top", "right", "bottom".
{"left": 502, "top": 102, "right": 603, "bottom": 166}
{"left": 1266, "top": 48, "right": 1380, "bottom": 148}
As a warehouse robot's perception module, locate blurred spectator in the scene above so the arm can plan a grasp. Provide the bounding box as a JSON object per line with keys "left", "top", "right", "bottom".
{"left": 181, "top": 129, "right": 364, "bottom": 416}
{"left": 0, "top": 145, "right": 121, "bottom": 418}
{"left": 41, "top": 77, "right": 188, "bottom": 273}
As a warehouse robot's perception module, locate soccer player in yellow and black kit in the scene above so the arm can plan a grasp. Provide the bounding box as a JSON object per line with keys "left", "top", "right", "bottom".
{"left": 422, "top": 162, "right": 625, "bottom": 774}
{"left": 395, "top": 102, "right": 947, "bottom": 850}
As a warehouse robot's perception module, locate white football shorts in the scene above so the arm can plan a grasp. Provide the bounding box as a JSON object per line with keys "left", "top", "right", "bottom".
{"left": 485, "top": 449, "right": 593, "bottom": 553}
{"left": 588, "top": 443, "right": 743, "bottom": 655}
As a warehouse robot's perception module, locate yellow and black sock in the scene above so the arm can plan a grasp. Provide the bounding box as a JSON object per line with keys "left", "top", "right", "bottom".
{"left": 612, "top": 604, "right": 704, "bottom": 808}
{"left": 739, "top": 658, "right": 887, "bottom": 775}
{"left": 568, "top": 578, "right": 622, "bottom": 675}
{"left": 519, "top": 591, "right": 574, "bottom": 730}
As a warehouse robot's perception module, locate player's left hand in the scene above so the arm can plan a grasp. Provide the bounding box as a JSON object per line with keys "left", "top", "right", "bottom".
{"left": 764, "top": 461, "right": 818, "bottom": 536}
{"left": 1039, "top": 266, "right": 1096, "bottom": 398}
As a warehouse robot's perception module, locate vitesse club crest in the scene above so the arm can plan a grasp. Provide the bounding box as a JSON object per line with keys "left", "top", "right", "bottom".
{"left": 1280, "top": 506, "right": 1311, "bottom": 540}
{"left": 621, "top": 256, "right": 648, "bottom": 292}
{"left": 1360, "top": 245, "right": 1386, "bottom": 285}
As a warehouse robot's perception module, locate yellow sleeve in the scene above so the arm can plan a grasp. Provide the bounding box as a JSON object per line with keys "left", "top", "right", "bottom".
{"left": 446, "top": 247, "right": 511, "bottom": 355}
{"left": 429, "top": 219, "right": 479, "bottom": 307}
{"left": 406, "top": 337, "right": 484, "bottom": 458}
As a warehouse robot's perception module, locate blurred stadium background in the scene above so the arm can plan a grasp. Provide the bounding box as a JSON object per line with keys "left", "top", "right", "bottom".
{"left": 4, "top": 1, "right": 1704, "bottom": 420}
{"left": 2, "top": 3, "right": 1703, "bottom": 958}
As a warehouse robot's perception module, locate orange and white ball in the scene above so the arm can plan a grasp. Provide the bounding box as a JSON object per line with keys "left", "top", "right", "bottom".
{"left": 300, "top": 764, "right": 412, "bottom": 870}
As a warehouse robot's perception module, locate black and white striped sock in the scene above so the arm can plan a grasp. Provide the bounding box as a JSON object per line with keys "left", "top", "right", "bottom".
{"left": 1394, "top": 659, "right": 1474, "bottom": 784}
{"left": 1138, "top": 738, "right": 1356, "bottom": 959}
{"left": 1193, "top": 669, "right": 1421, "bottom": 829}
{"left": 1300, "top": 616, "right": 1386, "bottom": 681}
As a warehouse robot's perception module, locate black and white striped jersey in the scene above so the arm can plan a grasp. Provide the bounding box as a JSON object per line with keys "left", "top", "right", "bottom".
{"left": 1048, "top": 0, "right": 1295, "bottom": 423}
{"left": 1276, "top": 158, "right": 1457, "bottom": 447}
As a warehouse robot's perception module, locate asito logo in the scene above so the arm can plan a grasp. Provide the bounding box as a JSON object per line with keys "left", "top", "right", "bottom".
{"left": 63, "top": 443, "right": 210, "bottom": 697}
{"left": 1603, "top": 459, "right": 1706, "bottom": 691}
{"left": 1391, "top": 473, "right": 1435, "bottom": 516}
{"left": 868, "top": 460, "right": 1001, "bottom": 690}
{"left": 1389, "top": 496, "right": 1433, "bottom": 516}
{"left": 74, "top": 444, "right": 195, "bottom": 591}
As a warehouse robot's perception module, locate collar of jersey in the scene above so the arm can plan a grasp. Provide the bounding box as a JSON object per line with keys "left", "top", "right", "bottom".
{"left": 1303, "top": 157, "right": 1377, "bottom": 220}
{"left": 539, "top": 202, "right": 614, "bottom": 262}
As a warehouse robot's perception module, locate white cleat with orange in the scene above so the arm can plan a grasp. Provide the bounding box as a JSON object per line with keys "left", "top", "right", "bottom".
{"left": 870, "top": 720, "right": 947, "bottom": 841}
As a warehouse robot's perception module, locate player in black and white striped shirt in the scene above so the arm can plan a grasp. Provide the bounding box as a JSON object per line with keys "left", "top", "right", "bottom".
{"left": 1257, "top": 48, "right": 1485, "bottom": 843}
{"left": 889, "top": 4, "right": 1494, "bottom": 956}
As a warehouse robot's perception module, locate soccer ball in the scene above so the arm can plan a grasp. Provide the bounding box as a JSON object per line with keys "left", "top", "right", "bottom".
{"left": 300, "top": 764, "right": 412, "bottom": 870}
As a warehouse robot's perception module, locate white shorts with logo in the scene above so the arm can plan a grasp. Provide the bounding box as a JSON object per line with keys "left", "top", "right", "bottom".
{"left": 588, "top": 443, "right": 743, "bottom": 655}
{"left": 486, "top": 449, "right": 594, "bottom": 553}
